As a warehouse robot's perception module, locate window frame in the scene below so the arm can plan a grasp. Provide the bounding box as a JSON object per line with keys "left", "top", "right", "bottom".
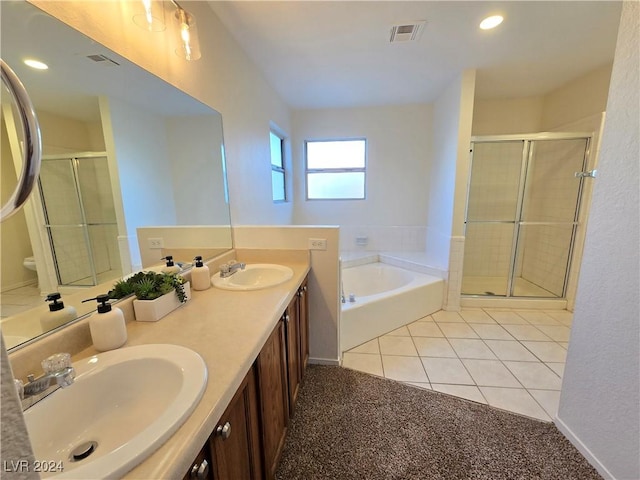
{"left": 270, "top": 129, "right": 287, "bottom": 203}
{"left": 304, "top": 137, "right": 367, "bottom": 201}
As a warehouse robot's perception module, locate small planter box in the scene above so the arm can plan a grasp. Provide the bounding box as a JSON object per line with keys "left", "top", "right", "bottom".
{"left": 133, "top": 282, "right": 191, "bottom": 322}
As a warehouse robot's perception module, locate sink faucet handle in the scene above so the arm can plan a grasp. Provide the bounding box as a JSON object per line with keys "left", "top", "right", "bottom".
{"left": 41, "top": 353, "right": 72, "bottom": 374}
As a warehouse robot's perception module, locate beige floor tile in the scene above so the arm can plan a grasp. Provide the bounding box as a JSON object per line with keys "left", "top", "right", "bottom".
{"left": 484, "top": 310, "right": 528, "bottom": 325}
{"left": 432, "top": 310, "right": 465, "bottom": 323}
{"left": 535, "top": 325, "right": 571, "bottom": 342}
{"left": 449, "top": 339, "right": 497, "bottom": 359}
{"left": 461, "top": 359, "right": 521, "bottom": 388}
{"left": 379, "top": 336, "right": 418, "bottom": 356}
{"left": 407, "top": 321, "right": 444, "bottom": 337}
{"left": 546, "top": 362, "right": 565, "bottom": 377}
{"left": 432, "top": 384, "right": 487, "bottom": 404}
{"left": 385, "top": 325, "right": 411, "bottom": 336}
{"left": 517, "top": 310, "right": 562, "bottom": 326}
{"left": 503, "top": 361, "right": 562, "bottom": 390}
{"left": 382, "top": 355, "right": 429, "bottom": 382}
{"left": 407, "top": 382, "right": 432, "bottom": 390}
{"left": 342, "top": 353, "right": 383, "bottom": 377}
{"left": 479, "top": 387, "right": 551, "bottom": 422}
{"left": 421, "top": 357, "right": 475, "bottom": 385}
{"left": 438, "top": 323, "right": 480, "bottom": 339}
{"left": 459, "top": 309, "right": 496, "bottom": 324}
{"left": 529, "top": 389, "right": 561, "bottom": 418}
{"left": 558, "top": 342, "right": 569, "bottom": 349}
{"left": 349, "top": 339, "right": 380, "bottom": 354}
{"left": 521, "top": 341, "right": 568, "bottom": 363}
{"left": 544, "top": 310, "right": 573, "bottom": 326}
{"left": 413, "top": 337, "right": 457, "bottom": 357}
{"left": 469, "top": 324, "right": 514, "bottom": 340}
{"left": 502, "top": 325, "right": 552, "bottom": 341}
{"left": 484, "top": 340, "right": 539, "bottom": 362}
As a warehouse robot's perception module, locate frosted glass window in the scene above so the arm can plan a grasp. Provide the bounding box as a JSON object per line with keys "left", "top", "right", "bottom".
{"left": 305, "top": 139, "right": 366, "bottom": 200}
{"left": 270, "top": 131, "right": 286, "bottom": 202}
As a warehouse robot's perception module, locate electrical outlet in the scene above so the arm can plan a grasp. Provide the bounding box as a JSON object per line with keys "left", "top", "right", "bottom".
{"left": 148, "top": 237, "right": 164, "bottom": 249}
{"left": 308, "top": 238, "right": 327, "bottom": 250}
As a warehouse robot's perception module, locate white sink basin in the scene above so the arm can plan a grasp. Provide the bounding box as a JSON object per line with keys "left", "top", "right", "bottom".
{"left": 211, "top": 263, "right": 294, "bottom": 291}
{"left": 24, "top": 344, "right": 207, "bottom": 479}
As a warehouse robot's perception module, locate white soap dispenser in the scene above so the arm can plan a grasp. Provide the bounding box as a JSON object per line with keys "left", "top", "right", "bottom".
{"left": 161, "top": 255, "right": 182, "bottom": 274}
{"left": 40, "top": 293, "right": 77, "bottom": 331}
{"left": 191, "top": 255, "right": 210, "bottom": 291}
{"left": 84, "top": 294, "right": 127, "bottom": 352}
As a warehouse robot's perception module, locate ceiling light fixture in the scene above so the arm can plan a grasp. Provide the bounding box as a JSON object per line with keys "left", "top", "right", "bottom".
{"left": 23, "top": 59, "right": 48, "bottom": 70}
{"left": 133, "top": 0, "right": 166, "bottom": 32}
{"left": 479, "top": 15, "right": 504, "bottom": 30}
{"left": 173, "top": 4, "right": 201, "bottom": 61}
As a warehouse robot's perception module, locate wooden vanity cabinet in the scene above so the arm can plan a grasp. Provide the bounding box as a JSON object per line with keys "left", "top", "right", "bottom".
{"left": 183, "top": 444, "right": 213, "bottom": 480}
{"left": 184, "top": 275, "right": 310, "bottom": 480}
{"left": 210, "top": 366, "right": 263, "bottom": 480}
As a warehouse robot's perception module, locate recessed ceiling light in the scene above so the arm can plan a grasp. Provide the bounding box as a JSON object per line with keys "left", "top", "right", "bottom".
{"left": 479, "top": 15, "right": 504, "bottom": 30}
{"left": 24, "top": 59, "right": 48, "bottom": 70}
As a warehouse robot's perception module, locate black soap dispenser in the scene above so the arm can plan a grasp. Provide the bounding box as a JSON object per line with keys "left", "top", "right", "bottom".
{"left": 40, "top": 293, "right": 77, "bottom": 331}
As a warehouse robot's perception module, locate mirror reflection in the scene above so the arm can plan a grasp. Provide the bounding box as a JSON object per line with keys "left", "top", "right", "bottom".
{"left": 1, "top": 1, "right": 232, "bottom": 350}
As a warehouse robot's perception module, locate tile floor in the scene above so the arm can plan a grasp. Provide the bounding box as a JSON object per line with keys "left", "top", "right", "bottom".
{"left": 1, "top": 284, "right": 42, "bottom": 319}
{"left": 342, "top": 308, "right": 572, "bottom": 422}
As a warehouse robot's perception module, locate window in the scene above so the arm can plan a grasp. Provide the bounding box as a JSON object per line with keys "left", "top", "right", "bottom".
{"left": 305, "top": 139, "right": 366, "bottom": 200}
{"left": 270, "top": 130, "right": 286, "bottom": 202}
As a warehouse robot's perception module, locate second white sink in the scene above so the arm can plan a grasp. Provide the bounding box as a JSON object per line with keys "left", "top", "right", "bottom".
{"left": 211, "top": 263, "right": 294, "bottom": 291}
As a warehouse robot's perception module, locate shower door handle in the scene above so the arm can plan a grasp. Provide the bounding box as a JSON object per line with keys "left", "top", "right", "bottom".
{"left": 574, "top": 170, "right": 597, "bottom": 178}
{"left": 0, "top": 59, "right": 42, "bottom": 223}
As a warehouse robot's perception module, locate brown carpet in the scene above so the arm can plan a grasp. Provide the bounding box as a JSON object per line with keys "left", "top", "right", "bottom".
{"left": 275, "top": 365, "right": 602, "bottom": 480}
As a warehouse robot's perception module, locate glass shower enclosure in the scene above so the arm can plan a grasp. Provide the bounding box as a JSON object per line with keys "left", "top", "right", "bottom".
{"left": 462, "top": 133, "right": 591, "bottom": 298}
{"left": 38, "top": 153, "right": 122, "bottom": 287}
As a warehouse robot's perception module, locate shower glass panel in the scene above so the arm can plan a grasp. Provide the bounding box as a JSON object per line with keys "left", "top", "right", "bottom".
{"left": 39, "top": 154, "right": 122, "bottom": 287}
{"left": 462, "top": 135, "right": 589, "bottom": 299}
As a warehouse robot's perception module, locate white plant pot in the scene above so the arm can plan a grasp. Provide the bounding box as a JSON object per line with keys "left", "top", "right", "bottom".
{"left": 133, "top": 282, "right": 191, "bottom": 322}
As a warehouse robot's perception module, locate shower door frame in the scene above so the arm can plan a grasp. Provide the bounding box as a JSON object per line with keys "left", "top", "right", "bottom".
{"left": 464, "top": 132, "right": 593, "bottom": 299}
{"left": 39, "top": 152, "right": 114, "bottom": 287}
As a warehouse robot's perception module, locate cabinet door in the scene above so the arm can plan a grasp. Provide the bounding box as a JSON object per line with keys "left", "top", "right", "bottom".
{"left": 298, "top": 278, "right": 309, "bottom": 375}
{"left": 257, "top": 321, "right": 289, "bottom": 480}
{"left": 183, "top": 444, "right": 213, "bottom": 480}
{"left": 210, "top": 367, "right": 263, "bottom": 480}
{"left": 284, "top": 299, "right": 301, "bottom": 413}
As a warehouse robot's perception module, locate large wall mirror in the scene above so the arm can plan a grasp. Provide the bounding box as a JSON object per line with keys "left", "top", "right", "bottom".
{"left": 1, "top": 1, "right": 233, "bottom": 350}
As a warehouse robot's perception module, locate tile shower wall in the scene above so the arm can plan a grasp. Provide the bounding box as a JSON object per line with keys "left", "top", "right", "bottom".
{"left": 339, "top": 226, "right": 427, "bottom": 253}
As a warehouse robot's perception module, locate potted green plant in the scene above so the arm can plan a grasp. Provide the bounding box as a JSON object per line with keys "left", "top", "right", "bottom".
{"left": 109, "top": 271, "right": 190, "bottom": 322}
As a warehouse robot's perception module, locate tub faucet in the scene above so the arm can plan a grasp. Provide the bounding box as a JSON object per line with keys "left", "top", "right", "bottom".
{"left": 220, "top": 260, "right": 246, "bottom": 278}
{"left": 14, "top": 353, "right": 75, "bottom": 410}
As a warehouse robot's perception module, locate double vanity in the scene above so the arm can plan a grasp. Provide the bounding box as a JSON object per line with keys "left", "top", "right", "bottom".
{"left": 8, "top": 249, "right": 311, "bottom": 479}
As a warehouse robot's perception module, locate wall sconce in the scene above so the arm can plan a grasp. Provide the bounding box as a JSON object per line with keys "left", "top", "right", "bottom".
{"left": 173, "top": 4, "right": 201, "bottom": 61}
{"left": 133, "top": 0, "right": 166, "bottom": 32}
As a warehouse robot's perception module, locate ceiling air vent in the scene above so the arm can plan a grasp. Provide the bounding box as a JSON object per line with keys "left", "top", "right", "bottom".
{"left": 389, "top": 21, "right": 426, "bottom": 43}
{"left": 86, "top": 54, "right": 120, "bottom": 66}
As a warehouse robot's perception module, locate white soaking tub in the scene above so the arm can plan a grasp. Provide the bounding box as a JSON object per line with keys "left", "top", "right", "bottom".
{"left": 340, "top": 262, "right": 444, "bottom": 352}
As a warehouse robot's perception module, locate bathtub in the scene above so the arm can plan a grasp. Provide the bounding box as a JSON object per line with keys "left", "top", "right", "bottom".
{"left": 340, "top": 262, "right": 444, "bottom": 352}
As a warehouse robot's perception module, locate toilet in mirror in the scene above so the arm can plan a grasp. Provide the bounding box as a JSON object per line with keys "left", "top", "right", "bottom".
{"left": 0, "top": 1, "right": 233, "bottom": 350}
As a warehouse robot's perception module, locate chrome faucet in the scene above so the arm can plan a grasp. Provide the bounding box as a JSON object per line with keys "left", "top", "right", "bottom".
{"left": 219, "top": 260, "right": 246, "bottom": 278}
{"left": 14, "top": 353, "right": 75, "bottom": 409}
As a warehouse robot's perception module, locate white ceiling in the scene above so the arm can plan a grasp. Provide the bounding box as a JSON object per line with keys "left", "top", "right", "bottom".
{"left": 208, "top": 1, "right": 622, "bottom": 109}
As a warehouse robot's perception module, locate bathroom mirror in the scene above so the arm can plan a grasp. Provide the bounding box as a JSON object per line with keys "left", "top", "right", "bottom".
{"left": 0, "top": 1, "right": 233, "bottom": 350}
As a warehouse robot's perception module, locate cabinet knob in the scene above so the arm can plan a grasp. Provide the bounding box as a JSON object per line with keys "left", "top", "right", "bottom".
{"left": 190, "top": 459, "right": 209, "bottom": 479}
{"left": 216, "top": 421, "right": 231, "bottom": 440}
{"left": 284, "top": 314, "right": 290, "bottom": 323}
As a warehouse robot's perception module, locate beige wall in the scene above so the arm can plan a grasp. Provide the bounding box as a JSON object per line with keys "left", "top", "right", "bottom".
{"left": 472, "top": 64, "right": 612, "bottom": 136}
{"left": 36, "top": 109, "right": 104, "bottom": 154}
{"left": 1, "top": 115, "right": 36, "bottom": 291}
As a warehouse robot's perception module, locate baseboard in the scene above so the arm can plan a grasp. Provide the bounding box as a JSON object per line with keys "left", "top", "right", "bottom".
{"left": 309, "top": 357, "right": 340, "bottom": 366}
{"left": 554, "top": 416, "right": 616, "bottom": 480}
